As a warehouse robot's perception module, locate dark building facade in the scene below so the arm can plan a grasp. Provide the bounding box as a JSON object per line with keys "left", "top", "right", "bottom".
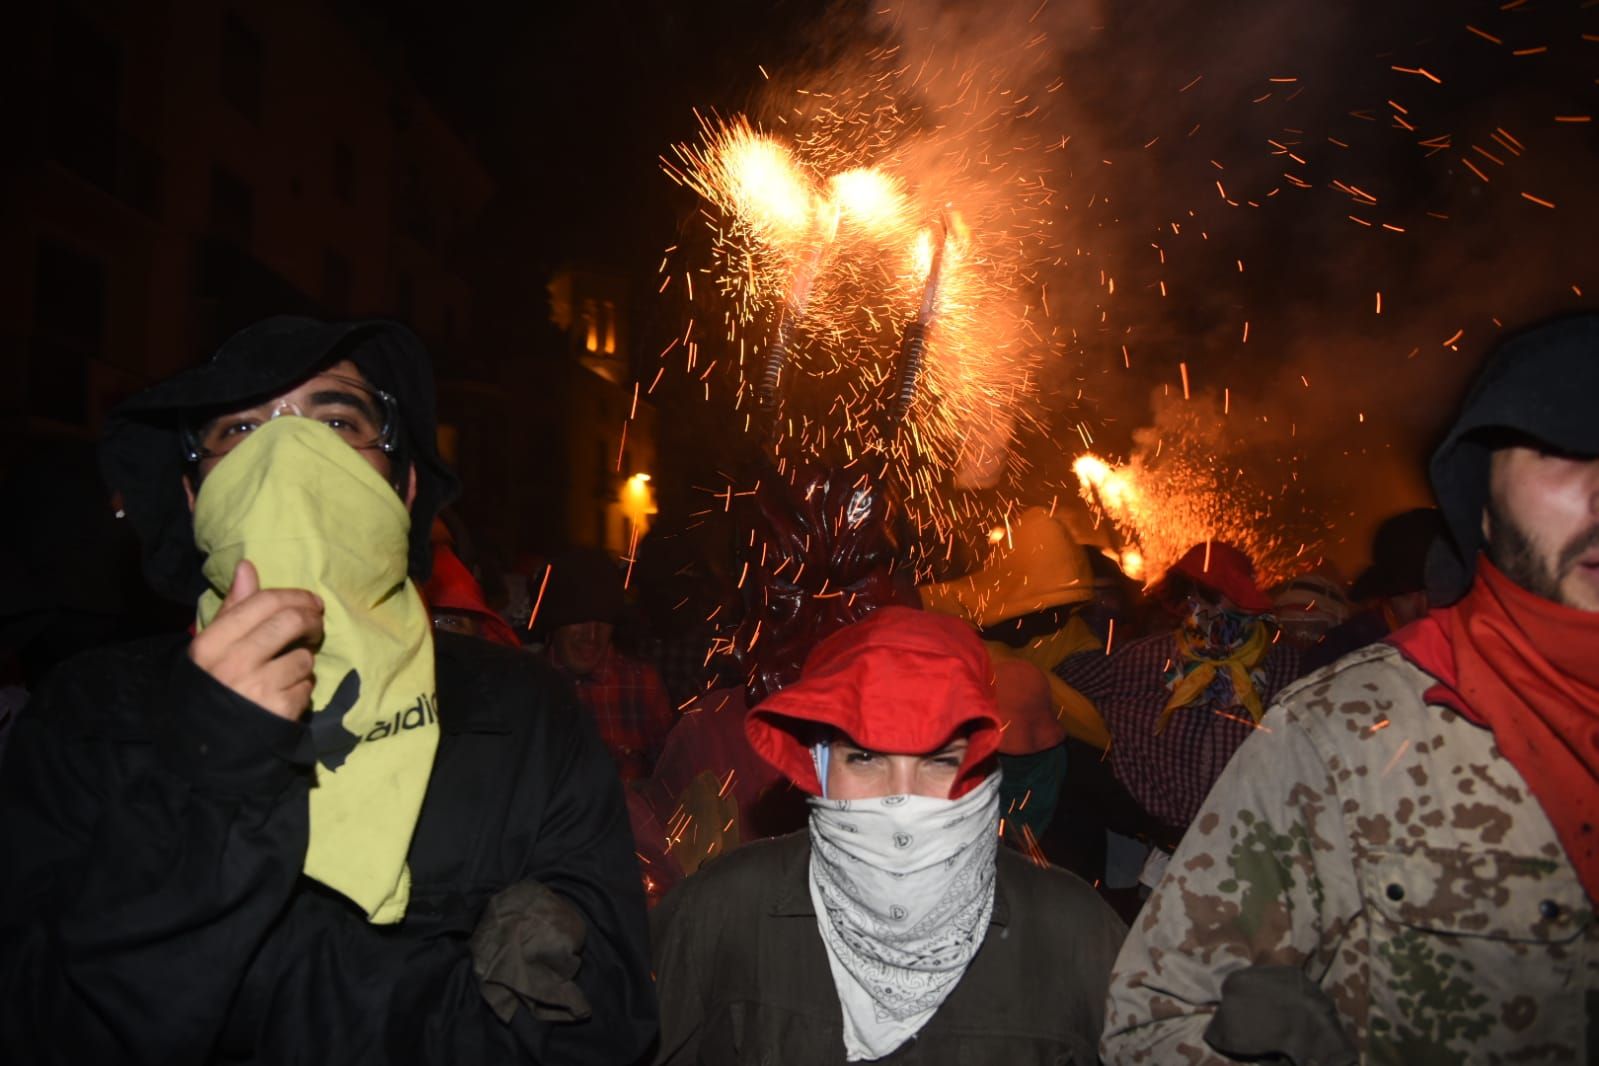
{"left": 2, "top": 0, "right": 656, "bottom": 568}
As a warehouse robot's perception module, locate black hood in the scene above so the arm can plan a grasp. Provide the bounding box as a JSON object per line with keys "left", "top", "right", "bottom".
{"left": 101, "top": 316, "right": 461, "bottom": 604}
{"left": 1427, "top": 312, "right": 1599, "bottom": 605}
{"left": 1349, "top": 507, "right": 1444, "bottom": 602}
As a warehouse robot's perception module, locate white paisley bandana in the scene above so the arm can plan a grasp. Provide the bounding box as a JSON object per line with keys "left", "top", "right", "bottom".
{"left": 807, "top": 773, "right": 1001, "bottom": 1061}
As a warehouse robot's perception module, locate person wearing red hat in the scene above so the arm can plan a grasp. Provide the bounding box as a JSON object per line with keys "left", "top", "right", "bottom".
{"left": 1104, "top": 314, "right": 1599, "bottom": 1065}
{"left": 423, "top": 542, "right": 522, "bottom": 649}
{"left": 1055, "top": 541, "right": 1302, "bottom": 841}
{"left": 650, "top": 606, "right": 1125, "bottom": 1064}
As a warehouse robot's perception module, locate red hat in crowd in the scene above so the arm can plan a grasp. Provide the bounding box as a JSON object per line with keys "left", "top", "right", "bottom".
{"left": 745, "top": 606, "right": 1002, "bottom": 799}
{"left": 1156, "top": 541, "right": 1273, "bottom": 613}
{"left": 424, "top": 543, "right": 521, "bottom": 648}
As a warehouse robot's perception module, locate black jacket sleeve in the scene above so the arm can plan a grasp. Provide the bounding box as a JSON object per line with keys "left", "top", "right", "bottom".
{"left": 0, "top": 640, "right": 314, "bottom": 1066}
{"left": 226, "top": 641, "right": 657, "bottom": 1065}
{"left": 500, "top": 692, "right": 657, "bottom": 1064}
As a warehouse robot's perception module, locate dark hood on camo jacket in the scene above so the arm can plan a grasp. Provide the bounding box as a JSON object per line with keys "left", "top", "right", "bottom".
{"left": 1427, "top": 312, "right": 1599, "bottom": 606}
{"left": 101, "top": 316, "right": 461, "bottom": 604}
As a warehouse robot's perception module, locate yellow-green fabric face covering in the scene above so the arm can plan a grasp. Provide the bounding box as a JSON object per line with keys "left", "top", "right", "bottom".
{"left": 192, "top": 417, "right": 438, "bottom": 924}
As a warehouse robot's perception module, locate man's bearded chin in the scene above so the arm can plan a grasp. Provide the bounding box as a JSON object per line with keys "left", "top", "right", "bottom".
{"left": 1486, "top": 498, "right": 1599, "bottom": 610}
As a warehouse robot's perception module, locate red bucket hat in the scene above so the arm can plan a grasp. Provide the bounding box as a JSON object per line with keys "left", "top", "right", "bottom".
{"left": 1155, "top": 541, "right": 1273, "bottom": 613}
{"left": 745, "top": 606, "right": 1002, "bottom": 798}
{"left": 423, "top": 543, "right": 521, "bottom": 649}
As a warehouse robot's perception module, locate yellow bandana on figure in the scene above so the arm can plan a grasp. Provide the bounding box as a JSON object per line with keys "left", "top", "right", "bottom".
{"left": 192, "top": 417, "right": 438, "bottom": 924}
{"left": 1157, "top": 619, "right": 1269, "bottom": 735}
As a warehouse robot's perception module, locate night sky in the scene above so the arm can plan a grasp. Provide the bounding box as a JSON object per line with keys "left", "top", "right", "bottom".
{"left": 358, "top": 0, "right": 1597, "bottom": 569}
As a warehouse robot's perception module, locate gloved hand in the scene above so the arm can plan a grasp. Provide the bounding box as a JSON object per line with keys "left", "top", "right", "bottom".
{"left": 1203, "top": 964, "right": 1358, "bottom": 1066}
{"left": 470, "top": 880, "right": 593, "bottom": 1024}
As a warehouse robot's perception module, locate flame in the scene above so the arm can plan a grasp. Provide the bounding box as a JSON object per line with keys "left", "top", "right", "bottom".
{"left": 829, "top": 168, "right": 909, "bottom": 233}
{"left": 911, "top": 229, "right": 934, "bottom": 276}
{"left": 1120, "top": 548, "right": 1145, "bottom": 580}
{"left": 718, "top": 123, "right": 816, "bottom": 239}
{"left": 1073, "top": 439, "right": 1307, "bottom": 589}
{"left": 1073, "top": 454, "right": 1138, "bottom": 511}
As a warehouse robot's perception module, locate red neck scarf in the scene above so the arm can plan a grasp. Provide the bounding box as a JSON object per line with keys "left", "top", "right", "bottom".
{"left": 1389, "top": 558, "right": 1599, "bottom": 902}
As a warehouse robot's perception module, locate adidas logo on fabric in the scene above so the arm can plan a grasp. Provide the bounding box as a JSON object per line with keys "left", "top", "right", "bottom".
{"left": 364, "top": 693, "right": 440, "bottom": 741}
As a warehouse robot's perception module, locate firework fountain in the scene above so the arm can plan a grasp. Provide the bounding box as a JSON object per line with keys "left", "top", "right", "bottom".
{"left": 665, "top": 78, "right": 1056, "bottom": 578}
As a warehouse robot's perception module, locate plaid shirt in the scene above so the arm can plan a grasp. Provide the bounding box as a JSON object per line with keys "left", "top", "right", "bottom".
{"left": 634, "top": 630, "right": 727, "bottom": 710}
{"left": 1056, "top": 630, "right": 1301, "bottom": 834}
{"left": 552, "top": 647, "right": 676, "bottom": 784}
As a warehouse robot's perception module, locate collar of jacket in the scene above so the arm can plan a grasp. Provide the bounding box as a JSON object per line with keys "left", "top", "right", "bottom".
{"left": 433, "top": 632, "right": 514, "bottom": 735}
{"left": 768, "top": 832, "right": 1012, "bottom": 928}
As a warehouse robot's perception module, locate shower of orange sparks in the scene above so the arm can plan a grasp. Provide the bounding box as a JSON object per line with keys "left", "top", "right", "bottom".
{"left": 664, "top": 85, "right": 1051, "bottom": 559}
{"left": 1072, "top": 411, "right": 1316, "bottom": 591}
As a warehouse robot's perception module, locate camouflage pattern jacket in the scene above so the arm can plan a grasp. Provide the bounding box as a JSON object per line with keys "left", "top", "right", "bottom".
{"left": 1102, "top": 642, "right": 1597, "bottom": 1065}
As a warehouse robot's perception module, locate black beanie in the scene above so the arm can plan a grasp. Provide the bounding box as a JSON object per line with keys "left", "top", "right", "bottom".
{"left": 101, "top": 316, "right": 461, "bottom": 603}
{"left": 535, "top": 548, "right": 625, "bottom": 633}
{"left": 1350, "top": 507, "right": 1445, "bottom": 602}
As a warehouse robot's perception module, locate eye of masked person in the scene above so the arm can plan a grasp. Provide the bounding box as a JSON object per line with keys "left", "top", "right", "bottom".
{"left": 848, "top": 748, "right": 964, "bottom": 770}
{"left": 186, "top": 376, "right": 396, "bottom": 460}
{"left": 831, "top": 741, "right": 965, "bottom": 799}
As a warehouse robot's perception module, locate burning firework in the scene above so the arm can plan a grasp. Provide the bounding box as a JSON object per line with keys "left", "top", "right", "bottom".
{"left": 661, "top": 53, "right": 1064, "bottom": 563}
{"left": 1070, "top": 391, "right": 1322, "bottom": 588}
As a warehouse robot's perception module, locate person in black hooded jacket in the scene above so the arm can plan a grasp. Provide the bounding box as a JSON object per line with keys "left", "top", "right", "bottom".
{"left": 0, "top": 317, "right": 657, "bottom": 1064}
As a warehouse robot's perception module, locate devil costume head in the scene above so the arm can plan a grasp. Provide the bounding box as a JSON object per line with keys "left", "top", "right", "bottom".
{"left": 731, "top": 463, "right": 914, "bottom": 704}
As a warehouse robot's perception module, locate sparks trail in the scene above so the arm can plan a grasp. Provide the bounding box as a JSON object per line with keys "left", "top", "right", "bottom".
{"left": 662, "top": 53, "right": 1065, "bottom": 556}
{"left": 1070, "top": 392, "right": 1323, "bottom": 586}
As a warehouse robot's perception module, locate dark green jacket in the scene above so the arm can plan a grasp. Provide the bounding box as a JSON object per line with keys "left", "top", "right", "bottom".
{"left": 651, "top": 831, "right": 1125, "bottom": 1065}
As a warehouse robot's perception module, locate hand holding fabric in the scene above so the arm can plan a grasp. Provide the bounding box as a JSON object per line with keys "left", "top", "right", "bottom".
{"left": 187, "top": 559, "right": 324, "bottom": 720}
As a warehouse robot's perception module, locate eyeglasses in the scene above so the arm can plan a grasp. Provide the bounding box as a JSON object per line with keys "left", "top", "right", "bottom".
{"left": 183, "top": 376, "right": 398, "bottom": 461}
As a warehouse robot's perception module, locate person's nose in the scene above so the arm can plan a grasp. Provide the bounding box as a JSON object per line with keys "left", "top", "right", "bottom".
{"left": 886, "top": 757, "right": 919, "bottom": 797}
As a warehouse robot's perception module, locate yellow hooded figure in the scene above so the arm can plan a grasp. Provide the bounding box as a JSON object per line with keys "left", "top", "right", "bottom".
{"left": 919, "top": 508, "right": 1110, "bottom": 750}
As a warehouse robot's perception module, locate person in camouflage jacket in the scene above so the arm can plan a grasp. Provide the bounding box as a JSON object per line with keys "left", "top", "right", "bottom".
{"left": 1102, "top": 315, "right": 1599, "bottom": 1065}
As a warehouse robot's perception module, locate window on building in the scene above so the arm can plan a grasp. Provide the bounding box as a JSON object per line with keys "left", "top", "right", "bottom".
{"left": 602, "top": 300, "right": 618, "bottom": 355}
{"left": 333, "top": 140, "right": 355, "bottom": 203}
{"left": 220, "top": 13, "right": 263, "bottom": 123}
{"left": 395, "top": 159, "right": 439, "bottom": 249}
{"left": 396, "top": 272, "right": 416, "bottom": 325}
{"left": 322, "top": 249, "right": 352, "bottom": 315}
{"left": 46, "top": 7, "right": 122, "bottom": 192}
{"left": 208, "top": 166, "right": 254, "bottom": 247}
{"left": 581, "top": 298, "right": 599, "bottom": 353}
{"left": 29, "top": 240, "right": 108, "bottom": 425}
{"left": 595, "top": 437, "right": 610, "bottom": 498}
